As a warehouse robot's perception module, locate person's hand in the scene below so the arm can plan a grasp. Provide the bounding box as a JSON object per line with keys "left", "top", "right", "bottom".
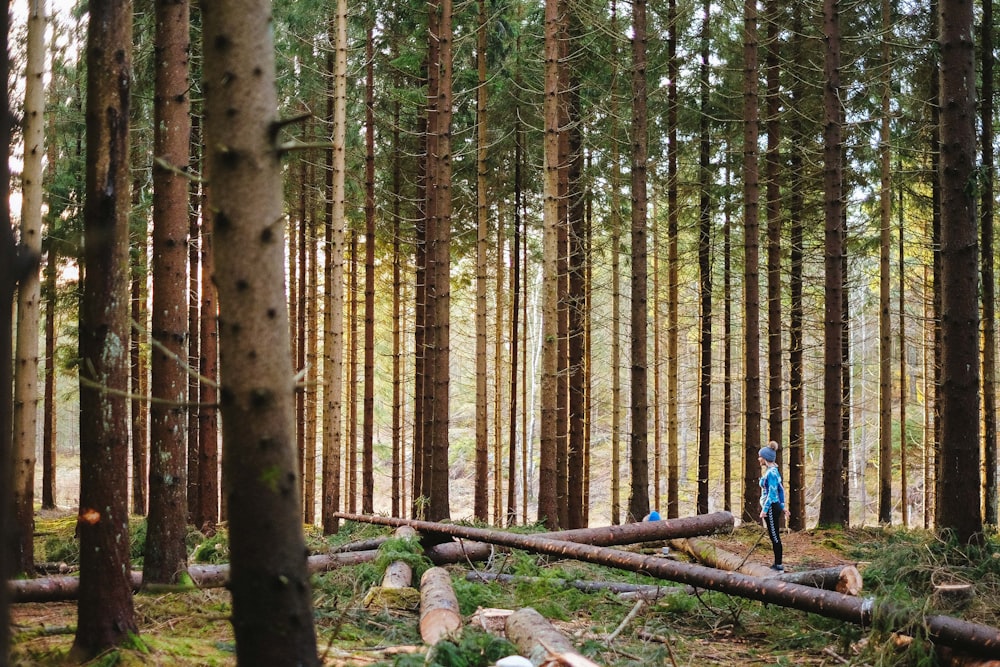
{"left": 784, "top": 508, "right": 790, "bottom": 516}
{"left": 759, "top": 510, "right": 765, "bottom": 519}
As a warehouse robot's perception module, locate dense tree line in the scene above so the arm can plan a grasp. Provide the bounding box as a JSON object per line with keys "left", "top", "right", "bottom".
{"left": 0, "top": 0, "right": 993, "bottom": 659}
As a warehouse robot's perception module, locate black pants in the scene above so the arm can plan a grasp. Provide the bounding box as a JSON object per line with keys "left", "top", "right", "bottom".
{"left": 763, "top": 506, "right": 783, "bottom": 566}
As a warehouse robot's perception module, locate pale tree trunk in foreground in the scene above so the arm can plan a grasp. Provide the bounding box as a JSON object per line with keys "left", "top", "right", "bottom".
{"left": 12, "top": 0, "right": 46, "bottom": 576}
{"left": 202, "top": 0, "right": 319, "bottom": 662}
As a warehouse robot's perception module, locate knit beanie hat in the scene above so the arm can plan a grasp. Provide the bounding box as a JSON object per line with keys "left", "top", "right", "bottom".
{"left": 758, "top": 446, "right": 776, "bottom": 463}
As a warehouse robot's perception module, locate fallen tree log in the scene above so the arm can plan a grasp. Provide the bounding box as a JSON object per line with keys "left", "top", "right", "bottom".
{"left": 364, "top": 526, "right": 421, "bottom": 610}
{"left": 776, "top": 566, "right": 864, "bottom": 596}
{"left": 466, "top": 571, "right": 691, "bottom": 599}
{"left": 9, "top": 535, "right": 490, "bottom": 603}
{"left": 336, "top": 512, "right": 1000, "bottom": 659}
{"left": 402, "top": 513, "right": 735, "bottom": 573}
{"left": 670, "top": 537, "right": 864, "bottom": 595}
{"left": 539, "top": 511, "right": 733, "bottom": 547}
{"left": 505, "top": 606, "right": 602, "bottom": 667}
{"left": 419, "top": 567, "right": 463, "bottom": 645}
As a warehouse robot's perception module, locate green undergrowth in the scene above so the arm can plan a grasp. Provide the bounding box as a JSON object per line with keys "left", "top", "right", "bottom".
{"left": 15, "top": 515, "right": 1000, "bottom": 666}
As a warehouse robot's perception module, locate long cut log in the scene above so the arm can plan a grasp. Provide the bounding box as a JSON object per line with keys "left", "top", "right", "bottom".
{"left": 505, "top": 607, "right": 601, "bottom": 667}
{"left": 414, "top": 513, "right": 735, "bottom": 571}
{"left": 9, "top": 537, "right": 490, "bottom": 604}
{"left": 419, "top": 567, "right": 462, "bottom": 644}
{"left": 336, "top": 512, "right": 1000, "bottom": 659}
{"left": 539, "top": 511, "right": 734, "bottom": 546}
{"left": 668, "top": 537, "right": 774, "bottom": 577}
{"left": 466, "top": 571, "right": 690, "bottom": 598}
{"left": 671, "top": 537, "right": 863, "bottom": 595}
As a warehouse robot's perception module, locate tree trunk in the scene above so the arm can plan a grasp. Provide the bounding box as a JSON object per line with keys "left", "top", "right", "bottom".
{"left": 145, "top": 0, "right": 192, "bottom": 586}
{"left": 322, "top": 0, "right": 347, "bottom": 535}
{"left": 609, "top": 0, "right": 622, "bottom": 526}
{"left": 538, "top": 0, "right": 561, "bottom": 528}
{"left": 12, "top": 0, "right": 46, "bottom": 576}
{"left": 130, "top": 217, "right": 149, "bottom": 517}
{"left": 764, "top": 0, "right": 782, "bottom": 461}
{"left": 187, "top": 115, "right": 201, "bottom": 527}
{"left": 741, "top": 0, "right": 763, "bottom": 524}
{"left": 666, "top": 0, "right": 680, "bottom": 519}
{"left": 305, "top": 163, "right": 319, "bottom": 525}
{"left": 1, "top": 6, "right": 20, "bottom": 655}
{"left": 696, "top": 0, "right": 712, "bottom": 516}
{"left": 337, "top": 513, "right": 1000, "bottom": 658}
{"left": 474, "top": 0, "right": 490, "bottom": 522}
{"left": 981, "top": 0, "right": 998, "bottom": 528}
{"left": 567, "top": 21, "right": 587, "bottom": 528}
{"left": 73, "top": 0, "right": 138, "bottom": 657}
{"left": 362, "top": 22, "right": 376, "bottom": 517}
{"left": 505, "top": 123, "right": 522, "bottom": 527}
{"left": 42, "top": 232, "right": 58, "bottom": 510}
{"left": 937, "top": 0, "right": 981, "bottom": 543}
{"left": 202, "top": 0, "right": 319, "bottom": 661}
{"left": 877, "top": 0, "right": 893, "bottom": 526}
{"left": 198, "top": 175, "right": 219, "bottom": 532}
{"left": 786, "top": 2, "right": 806, "bottom": 532}
{"left": 419, "top": 567, "right": 462, "bottom": 645}
{"left": 506, "top": 607, "right": 600, "bottom": 667}
{"left": 628, "top": 0, "right": 650, "bottom": 524}
{"left": 818, "top": 0, "right": 847, "bottom": 528}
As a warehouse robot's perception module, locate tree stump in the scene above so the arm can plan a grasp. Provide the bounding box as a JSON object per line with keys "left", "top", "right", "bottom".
{"left": 932, "top": 583, "right": 974, "bottom": 611}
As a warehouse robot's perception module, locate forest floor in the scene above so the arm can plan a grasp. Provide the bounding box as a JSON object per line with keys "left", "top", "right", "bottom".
{"left": 8, "top": 511, "right": 1000, "bottom": 666}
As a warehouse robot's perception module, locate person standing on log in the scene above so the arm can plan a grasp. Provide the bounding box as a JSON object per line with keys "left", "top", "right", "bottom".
{"left": 758, "top": 441, "right": 789, "bottom": 572}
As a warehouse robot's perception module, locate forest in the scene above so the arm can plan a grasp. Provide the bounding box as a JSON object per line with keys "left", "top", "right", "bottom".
{"left": 0, "top": 0, "right": 997, "bottom": 662}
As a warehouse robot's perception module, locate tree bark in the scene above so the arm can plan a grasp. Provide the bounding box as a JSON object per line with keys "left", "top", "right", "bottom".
{"left": 627, "top": 0, "right": 650, "bottom": 524}
{"left": 696, "top": 0, "right": 713, "bottom": 515}
{"left": 337, "top": 513, "right": 1000, "bottom": 658}
{"left": 362, "top": 22, "right": 376, "bottom": 517}
{"left": 419, "top": 567, "right": 462, "bottom": 645}
{"left": 73, "top": 0, "right": 138, "bottom": 657}
{"left": 12, "top": 0, "right": 46, "bottom": 576}
{"left": 981, "top": 0, "right": 998, "bottom": 529}
{"left": 321, "top": 0, "right": 347, "bottom": 535}
{"left": 786, "top": 2, "right": 806, "bottom": 531}
{"left": 505, "top": 607, "right": 600, "bottom": 667}
{"left": 145, "top": 0, "right": 192, "bottom": 586}
{"left": 538, "top": 0, "right": 561, "bottom": 529}
{"left": 474, "top": 0, "right": 490, "bottom": 522}
{"left": 202, "top": 0, "right": 319, "bottom": 661}
{"left": 1, "top": 5, "right": 18, "bottom": 656}
{"left": 818, "top": 0, "right": 848, "bottom": 528}
{"left": 741, "top": 0, "right": 763, "bottom": 524}
{"left": 937, "top": 0, "right": 982, "bottom": 543}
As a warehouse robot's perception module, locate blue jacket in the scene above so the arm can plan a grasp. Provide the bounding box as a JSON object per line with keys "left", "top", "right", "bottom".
{"left": 759, "top": 465, "right": 785, "bottom": 515}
